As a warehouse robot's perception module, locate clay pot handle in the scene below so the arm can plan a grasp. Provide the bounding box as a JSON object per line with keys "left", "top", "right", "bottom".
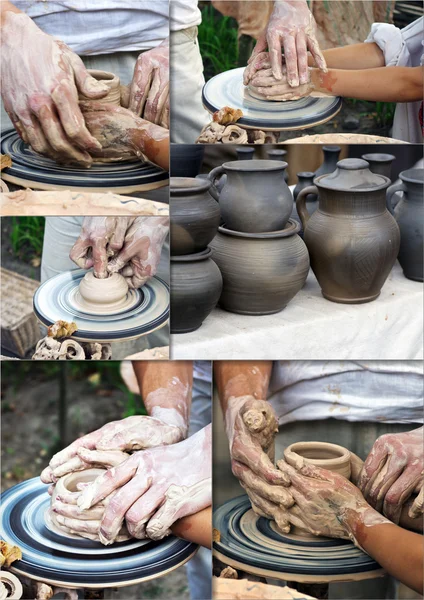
{"left": 296, "top": 185, "right": 318, "bottom": 229}
{"left": 207, "top": 165, "right": 225, "bottom": 201}
{"left": 386, "top": 181, "right": 407, "bottom": 215}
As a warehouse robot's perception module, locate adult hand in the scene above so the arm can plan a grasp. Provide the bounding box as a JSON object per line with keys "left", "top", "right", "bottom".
{"left": 358, "top": 427, "right": 423, "bottom": 523}
{"left": 58, "top": 425, "right": 211, "bottom": 544}
{"left": 107, "top": 216, "right": 169, "bottom": 288}
{"left": 277, "top": 458, "right": 389, "bottom": 546}
{"left": 226, "top": 396, "right": 293, "bottom": 532}
{"left": 40, "top": 414, "right": 186, "bottom": 484}
{"left": 69, "top": 217, "right": 133, "bottom": 278}
{"left": 128, "top": 39, "right": 169, "bottom": 126}
{"left": 1, "top": 12, "right": 109, "bottom": 165}
{"left": 246, "top": 0, "right": 326, "bottom": 87}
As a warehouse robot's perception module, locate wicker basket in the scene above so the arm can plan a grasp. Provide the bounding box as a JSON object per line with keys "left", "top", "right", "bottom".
{"left": 1, "top": 267, "right": 40, "bottom": 357}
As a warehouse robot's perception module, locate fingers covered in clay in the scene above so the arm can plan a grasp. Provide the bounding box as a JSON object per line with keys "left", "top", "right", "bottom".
{"left": 232, "top": 460, "right": 293, "bottom": 507}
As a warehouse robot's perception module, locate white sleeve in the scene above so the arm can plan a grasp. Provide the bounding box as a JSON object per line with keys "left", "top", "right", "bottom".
{"left": 365, "top": 23, "right": 405, "bottom": 66}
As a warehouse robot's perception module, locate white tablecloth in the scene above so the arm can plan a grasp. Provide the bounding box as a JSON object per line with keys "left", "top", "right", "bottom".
{"left": 171, "top": 262, "right": 423, "bottom": 360}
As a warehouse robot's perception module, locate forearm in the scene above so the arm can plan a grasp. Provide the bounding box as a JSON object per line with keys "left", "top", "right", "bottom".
{"left": 347, "top": 511, "right": 423, "bottom": 593}
{"left": 214, "top": 361, "right": 272, "bottom": 413}
{"left": 132, "top": 361, "right": 193, "bottom": 434}
{"left": 308, "top": 43, "right": 385, "bottom": 70}
{"left": 131, "top": 122, "right": 169, "bottom": 171}
{"left": 171, "top": 507, "right": 212, "bottom": 548}
{"left": 311, "top": 66, "right": 423, "bottom": 102}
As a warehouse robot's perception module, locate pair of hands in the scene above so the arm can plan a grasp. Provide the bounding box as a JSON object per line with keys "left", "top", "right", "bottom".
{"left": 69, "top": 216, "right": 169, "bottom": 288}
{"left": 244, "top": 0, "right": 326, "bottom": 99}
{"left": 228, "top": 397, "right": 423, "bottom": 545}
{"left": 1, "top": 12, "right": 168, "bottom": 166}
{"left": 42, "top": 415, "right": 211, "bottom": 544}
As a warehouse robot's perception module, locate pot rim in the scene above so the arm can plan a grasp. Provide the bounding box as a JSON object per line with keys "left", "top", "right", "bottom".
{"left": 218, "top": 219, "right": 300, "bottom": 239}
{"left": 399, "top": 168, "right": 424, "bottom": 184}
{"left": 285, "top": 441, "right": 350, "bottom": 467}
{"left": 221, "top": 159, "right": 288, "bottom": 172}
{"left": 170, "top": 177, "right": 212, "bottom": 195}
{"left": 361, "top": 153, "right": 396, "bottom": 162}
{"left": 171, "top": 247, "right": 213, "bottom": 262}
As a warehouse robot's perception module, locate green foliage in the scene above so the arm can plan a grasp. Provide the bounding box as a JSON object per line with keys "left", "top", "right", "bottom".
{"left": 9, "top": 217, "right": 45, "bottom": 260}
{"left": 374, "top": 101, "right": 396, "bottom": 128}
{"left": 198, "top": 4, "right": 239, "bottom": 79}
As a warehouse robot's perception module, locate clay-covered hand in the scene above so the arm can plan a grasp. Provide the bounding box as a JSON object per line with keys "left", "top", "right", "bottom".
{"left": 0, "top": 12, "right": 109, "bottom": 166}
{"left": 71, "top": 425, "right": 211, "bottom": 544}
{"left": 40, "top": 414, "right": 187, "bottom": 484}
{"left": 358, "top": 427, "right": 424, "bottom": 523}
{"left": 249, "top": 61, "right": 313, "bottom": 100}
{"left": 277, "top": 458, "right": 390, "bottom": 547}
{"left": 225, "top": 396, "right": 293, "bottom": 531}
{"left": 80, "top": 102, "right": 169, "bottom": 169}
{"left": 128, "top": 39, "right": 169, "bottom": 126}
{"left": 69, "top": 217, "right": 134, "bottom": 278}
{"left": 107, "top": 216, "right": 169, "bottom": 288}
{"left": 246, "top": 0, "right": 326, "bottom": 87}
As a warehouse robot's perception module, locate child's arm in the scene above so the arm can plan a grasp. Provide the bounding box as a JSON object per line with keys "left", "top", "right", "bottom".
{"left": 310, "top": 65, "right": 423, "bottom": 102}
{"left": 308, "top": 42, "right": 386, "bottom": 70}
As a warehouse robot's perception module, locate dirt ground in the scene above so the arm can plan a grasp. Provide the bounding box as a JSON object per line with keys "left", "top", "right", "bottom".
{"left": 1, "top": 365, "right": 190, "bottom": 600}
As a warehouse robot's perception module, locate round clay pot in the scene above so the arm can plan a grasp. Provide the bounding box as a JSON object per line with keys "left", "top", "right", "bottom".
{"left": 170, "top": 178, "right": 221, "bottom": 255}
{"left": 170, "top": 248, "right": 223, "bottom": 333}
{"left": 79, "top": 70, "right": 121, "bottom": 105}
{"left": 208, "top": 160, "right": 293, "bottom": 233}
{"left": 171, "top": 145, "right": 205, "bottom": 177}
{"left": 387, "top": 168, "right": 424, "bottom": 282}
{"left": 284, "top": 441, "right": 351, "bottom": 479}
{"left": 296, "top": 159, "right": 400, "bottom": 303}
{"left": 210, "top": 220, "right": 310, "bottom": 315}
{"left": 362, "top": 153, "right": 395, "bottom": 180}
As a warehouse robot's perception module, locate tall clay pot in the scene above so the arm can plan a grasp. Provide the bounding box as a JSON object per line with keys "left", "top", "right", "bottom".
{"left": 314, "top": 145, "right": 341, "bottom": 178}
{"left": 208, "top": 160, "right": 292, "bottom": 233}
{"left": 362, "top": 153, "right": 395, "bottom": 179}
{"left": 170, "top": 249, "right": 223, "bottom": 333}
{"left": 296, "top": 158, "right": 400, "bottom": 303}
{"left": 171, "top": 145, "right": 205, "bottom": 177}
{"left": 387, "top": 168, "right": 424, "bottom": 282}
{"left": 266, "top": 149, "right": 288, "bottom": 181}
{"left": 210, "top": 220, "right": 309, "bottom": 315}
{"left": 170, "top": 177, "right": 221, "bottom": 255}
{"left": 236, "top": 147, "right": 255, "bottom": 160}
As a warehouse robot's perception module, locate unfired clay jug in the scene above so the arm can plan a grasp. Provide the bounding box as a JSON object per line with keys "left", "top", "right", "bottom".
{"left": 170, "top": 249, "right": 223, "bottom": 333}
{"left": 296, "top": 158, "right": 400, "bottom": 303}
{"left": 387, "top": 168, "right": 424, "bottom": 282}
{"left": 210, "top": 220, "right": 309, "bottom": 315}
{"left": 208, "top": 160, "right": 292, "bottom": 233}
{"left": 170, "top": 177, "right": 221, "bottom": 255}
{"left": 314, "top": 146, "right": 341, "bottom": 178}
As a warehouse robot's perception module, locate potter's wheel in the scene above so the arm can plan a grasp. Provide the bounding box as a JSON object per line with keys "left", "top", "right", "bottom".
{"left": 0, "top": 478, "right": 197, "bottom": 588}
{"left": 214, "top": 496, "right": 384, "bottom": 583}
{"left": 33, "top": 269, "right": 169, "bottom": 342}
{"left": 202, "top": 68, "right": 342, "bottom": 131}
{"left": 1, "top": 130, "right": 168, "bottom": 193}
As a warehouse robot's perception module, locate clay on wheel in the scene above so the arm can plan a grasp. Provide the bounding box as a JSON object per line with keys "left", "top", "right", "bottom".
{"left": 78, "top": 271, "right": 129, "bottom": 310}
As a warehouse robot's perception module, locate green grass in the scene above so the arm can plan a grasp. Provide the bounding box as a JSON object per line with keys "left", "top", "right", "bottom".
{"left": 198, "top": 4, "right": 239, "bottom": 80}
{"left": 10, "top": 216, "right": 45, "bottom": 261}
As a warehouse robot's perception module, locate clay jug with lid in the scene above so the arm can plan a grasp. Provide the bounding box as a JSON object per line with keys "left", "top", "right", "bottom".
{"left": 296, "top": 158, "right": 400, "bottom": 303}
{"left": 387, "top": 168, "right": 424, "bottom": 282}
{"left": 208, "top": 160, "right": 292, "bottom": 233}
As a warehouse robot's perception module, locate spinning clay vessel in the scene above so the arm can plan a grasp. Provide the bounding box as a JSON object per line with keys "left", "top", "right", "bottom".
{"left": 170, "top": 249, "right": 223, "bottom": 333}
{"left": 210, "top": 220, "right": 309, "bottom": 315}
{"left": 208, "top": 160, "right": 292, "bottom": 233}
{"left": 296, "top": 159, "right": 400, "bottom": 303}
{"left": 387, "top": 168, "right": 424, "bottom": 282}
{"left": 170, "top": 177, "right": 221, "bottom": 255}
{"left": 0, "top": 478, "right": 197, "bottom": 588}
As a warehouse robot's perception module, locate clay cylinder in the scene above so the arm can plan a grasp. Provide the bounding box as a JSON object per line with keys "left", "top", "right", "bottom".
{"left": 79, "top": 69, "right": 121, "bottom": 105}
{"left": 170, "top": 177, "right": 221, "bottom": 255}
{"left": 362, "top": 153, "right": 395, "bottom": 179}
{"left": 284, "top": 441, "right": 351, "bottom": 479}
{"left": 170, "top": 248, "right": 223, "bottom": 333}
{"left": 210, "top": 220, "right": 310, "bottom": 315}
